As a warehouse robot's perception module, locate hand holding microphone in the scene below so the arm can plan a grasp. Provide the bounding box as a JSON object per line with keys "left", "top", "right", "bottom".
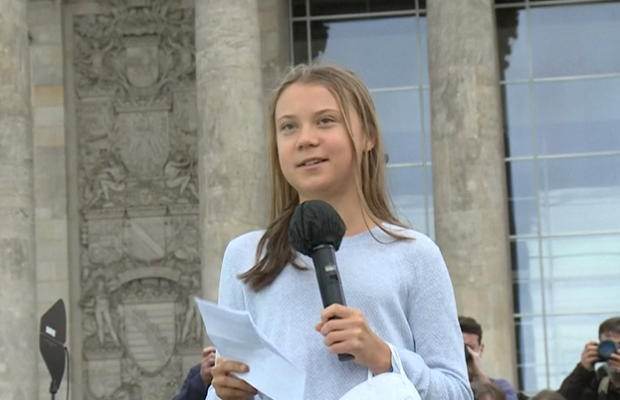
{"left": 316, "top": 304, "right": 393, "bottom": 375}
{"left": 289, "top": 199, "right": 352, "bottom": 362}
{"left": 288, "top": 200, "right": 392, "bottom": 373}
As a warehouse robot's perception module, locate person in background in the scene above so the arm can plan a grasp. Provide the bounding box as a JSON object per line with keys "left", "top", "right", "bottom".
{"left": 460, "top": 316, "right": 519, "bottom": 400}
{"left": 472, "top": 381, "right": 507, "bottom": 400}
{"left": 530, "top": 390, "right": 565, "bottom": 400}
{"left": 558, "top": 317, "right": 620, "bottom": 400}
{"left": 172, "top": 347, "right": 216, "bottom": 400}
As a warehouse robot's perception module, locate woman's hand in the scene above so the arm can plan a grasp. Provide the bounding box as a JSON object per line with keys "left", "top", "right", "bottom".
{"left": 316, "top": 304, "right": 392, "bottom": 374}
{"left": 211, "top": 357, "right": 258, "bottom": 400}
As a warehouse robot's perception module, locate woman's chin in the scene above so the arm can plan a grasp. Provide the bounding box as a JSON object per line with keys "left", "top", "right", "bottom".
{"left": 295, "top": 183, "right": 335, "bottom": 200}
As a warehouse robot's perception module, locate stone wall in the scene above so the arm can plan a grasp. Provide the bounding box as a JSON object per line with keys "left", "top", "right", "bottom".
{"left": 258, "top": 0, "right": 291, "bottom": 96}
{"left": 28, "top": 1, "right": 71, "bottom": 399}
{"left": 44, "top": 0, "right": 291, "bottom": 399}
{"left": 65, "top": 1, "right": 204, "bottom": 398}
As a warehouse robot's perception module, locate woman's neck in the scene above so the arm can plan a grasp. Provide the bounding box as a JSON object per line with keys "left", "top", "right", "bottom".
{"left": 300, "top": 192, "right": 376, "bottom": 237}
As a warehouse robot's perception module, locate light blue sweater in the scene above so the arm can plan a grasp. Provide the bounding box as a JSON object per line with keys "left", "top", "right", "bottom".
{"left": 206, "top": 225, "right": 473, "bottom": 400}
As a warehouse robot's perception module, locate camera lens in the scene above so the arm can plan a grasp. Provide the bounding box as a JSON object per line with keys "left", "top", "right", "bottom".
{"left": 598, "top": 340, "right": 617, "bottom": 361}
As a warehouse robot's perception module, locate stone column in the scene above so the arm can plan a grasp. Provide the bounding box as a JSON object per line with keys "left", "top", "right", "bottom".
{"left": 195, "top": 0, "right": 269, "bottom": 303}
{"left": 427, "top": 0, "right": 518, "bottom": 386}
{"left": 0, "top": 0, "right": 39, "bottom": 399}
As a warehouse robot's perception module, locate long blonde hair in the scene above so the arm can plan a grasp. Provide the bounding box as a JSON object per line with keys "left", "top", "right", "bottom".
{"left": 239, "top": 63, "right": 409, "bottom": 291}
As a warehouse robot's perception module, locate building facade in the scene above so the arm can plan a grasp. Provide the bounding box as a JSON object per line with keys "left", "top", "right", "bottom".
{"left": 0, "top": 0, "right": 618, "bottom": 399}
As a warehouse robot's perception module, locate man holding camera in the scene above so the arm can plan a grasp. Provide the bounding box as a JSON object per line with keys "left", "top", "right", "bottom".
{"left": 558, "top": 317, "right": 620, "bottom": 400}
{"left": 459, "top": 316, "right": 519, "bottom": 400}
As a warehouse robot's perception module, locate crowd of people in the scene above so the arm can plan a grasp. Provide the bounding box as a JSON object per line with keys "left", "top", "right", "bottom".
{"left": 172, "top": 316, "right": 620, "bottom": 400}
{"left": 462, "top": 316, "right": 620, "bottom": 400}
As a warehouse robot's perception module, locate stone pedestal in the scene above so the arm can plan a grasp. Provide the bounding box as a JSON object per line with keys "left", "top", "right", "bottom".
{"left": 195, "top": 0, "right": 270, "bottom": 303}
{"left": 427, "top": 0, "right": 518, "bottom": 386}
{"left": 0, "top": 0, "right": 38, "bottom": 399}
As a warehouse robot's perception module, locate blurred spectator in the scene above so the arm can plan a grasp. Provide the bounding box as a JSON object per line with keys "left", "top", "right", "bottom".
{"left": 530, "top": 390, "right": 565, "bottom": 400}
{"left": 472, "top": 381, "right": 507, "bottom": 400}
{"left": 460, "top": 316, "right": 519, "bottom": 400}
{"left": 172, "top": 347, "right": 216, "bottom": 400}
{"left": 558, "top": 317, "right": 620, "bottom": 400}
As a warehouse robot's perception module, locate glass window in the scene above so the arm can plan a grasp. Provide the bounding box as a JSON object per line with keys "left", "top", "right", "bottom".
{"left": 533, "top": 78, "right": 620, "bottom": 156}
{"left": 291, "top": 0, "right": 433, "bottom": 238}
{"left": 386, "top": 166, "right": 432, "bottom": 235}
{"left": 512, "top": 239, "right": 544, "bottom": 316}
{"left": 537, "top": 156, "right": 620, "bottom": 235}
{"left": 372, "top": 90, "right": 423, "bottom": 165}
{"left": 496, "top": 7, "right": 529, "bottom": 82}
{"left": 512, "top": 234, "right": 620, "bottom": 317}
{"left": 292, "top": 21, "right": 309, "bottom": 65}
{"left": 503, "top": 83, "right": 533, "bottom": 157}
{"left": 507, "top": 160, "right": 537, "bottom": 236}
{"left": 422, "top": 89, "right": 431, "bottom": 161}
{"left": 499, "top": 1, "right": 620, "bottom": 393}
{"left": 291, "top": 0, "right": 306, "bottom": 17}
{"left": 309, "top": 0, "right": 416, "bottom": 16}
{"left": 530, "top": 3, "right": 620, "bottom": 78}
{"left": 541, "top": 235, "right": 620, "bottom": 315}
{"left": 516, "top": 313, "right": 620, "bottom": 392}
{"left": 419, "top": 16, "right": 429, "bottom": 86}
{"left": 313, "top": 17, "right": 419, "bottom": 89}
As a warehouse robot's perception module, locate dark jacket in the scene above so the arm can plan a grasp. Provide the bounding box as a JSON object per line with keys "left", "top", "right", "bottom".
{"left": 173, "top": 364, "right": 209, "bottom": 400}
{"left": 558, "top": 363, "right": 620, "bottom": 400}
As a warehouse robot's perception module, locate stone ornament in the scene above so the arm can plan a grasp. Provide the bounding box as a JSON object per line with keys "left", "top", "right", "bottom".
{"left": 72, "top": 1, "right": 203, "bottom": 398}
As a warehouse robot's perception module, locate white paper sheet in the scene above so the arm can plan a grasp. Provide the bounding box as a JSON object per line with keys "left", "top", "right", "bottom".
{"left": 194, "top": 297, "right": 306, "bottom": 400}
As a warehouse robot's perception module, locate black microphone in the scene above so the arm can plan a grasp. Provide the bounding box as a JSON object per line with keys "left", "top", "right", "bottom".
{"left": 39, "top": 299, "right": 67, "bottom": 399}
{"left": 288, "top": 200, "right": 353, "bottom": 362}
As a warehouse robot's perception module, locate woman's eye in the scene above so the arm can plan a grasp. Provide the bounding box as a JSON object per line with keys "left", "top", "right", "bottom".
{"left": 319, "top": 118, "right": 333, "bottom": 125}
{"left": 281, "top": 123, "right": 295, "bottom": 131}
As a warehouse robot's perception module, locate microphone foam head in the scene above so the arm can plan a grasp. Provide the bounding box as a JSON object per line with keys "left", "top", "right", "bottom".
{"left": 288, "top": 200, "right": 346, "bottom": 256}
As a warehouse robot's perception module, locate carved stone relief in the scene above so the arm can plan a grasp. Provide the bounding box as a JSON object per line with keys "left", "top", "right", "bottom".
{"left": 72, "top": 1, "right": 201, "bottom": 399}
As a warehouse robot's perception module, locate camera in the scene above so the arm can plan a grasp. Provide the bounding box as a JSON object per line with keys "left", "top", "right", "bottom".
{"left": 598, "top": 340, "right": 619, "bottom": 362}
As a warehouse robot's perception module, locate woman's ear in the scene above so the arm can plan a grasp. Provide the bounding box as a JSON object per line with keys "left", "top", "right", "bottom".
{"left": 363, "top": 134, "right": 376, "bottom": 152}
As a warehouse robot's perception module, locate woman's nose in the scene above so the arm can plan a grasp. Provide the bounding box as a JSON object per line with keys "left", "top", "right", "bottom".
{"left": 296, "top": 125, "right": 319, "bottom": 148}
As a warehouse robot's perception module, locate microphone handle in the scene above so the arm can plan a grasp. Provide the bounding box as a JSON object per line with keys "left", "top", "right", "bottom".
{"left": 311, "top": 245, "right": 354, "bottom": 362}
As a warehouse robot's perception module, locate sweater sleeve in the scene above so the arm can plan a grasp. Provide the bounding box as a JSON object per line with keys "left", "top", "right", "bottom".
{"left": 392, "top": 237, "right": 473, "bottom": 400}
{"left": 205, "top": 235, "right": 259, "bottom": 400}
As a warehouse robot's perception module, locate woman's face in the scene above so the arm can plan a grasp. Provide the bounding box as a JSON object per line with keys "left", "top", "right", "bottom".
{"left": 274, "top": 82, "right": 369, "bottom": 202}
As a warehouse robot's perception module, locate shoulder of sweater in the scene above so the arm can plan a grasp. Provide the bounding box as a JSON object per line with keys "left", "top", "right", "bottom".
{"left": 378, "top": 224, "right": 442, "bottom": 258}
{"left": 224, "top": 225, "right": 439, "bottom": 252}
{"left": 222, "top": 229, "right": 266, "bottom": 273}
{"left": 226, "top": 229, "right": 266, "bottom": 252}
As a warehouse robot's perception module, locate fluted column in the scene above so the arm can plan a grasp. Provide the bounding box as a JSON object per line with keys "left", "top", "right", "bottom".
{"left": 195, "top": 0, "right": 270, "bottom": 303}
{"left": 0, "top": 0, "right": 39, "bottom": 399}
{"left": 427, "top": 0, "right": 518, "bottom": 385}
